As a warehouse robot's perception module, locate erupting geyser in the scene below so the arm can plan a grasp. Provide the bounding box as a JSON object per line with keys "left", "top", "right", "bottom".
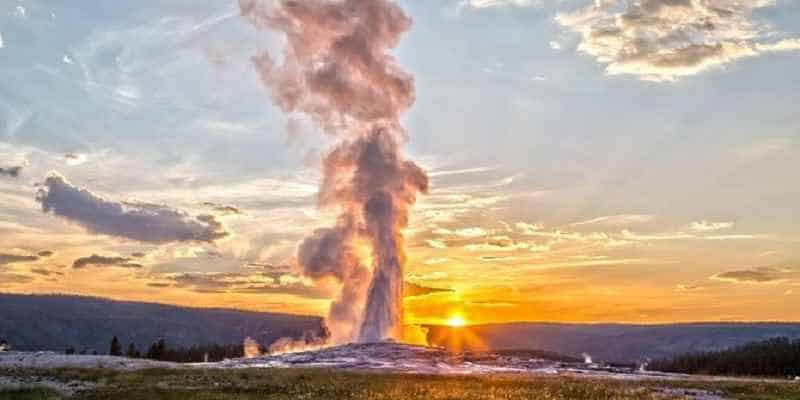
{"left": 240, "top": 0, "right": 428, "bottom": 343}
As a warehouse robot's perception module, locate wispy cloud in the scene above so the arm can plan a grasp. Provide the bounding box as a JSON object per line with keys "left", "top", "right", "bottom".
{"left": 572, "top": 214, "right": 654, "bottom": 227}
{"left": 149, "top": 271, "right": 331, "bottom": 299}
{"left": 515, "top": 222, "right": 544, "bottom": 235}
{"left": 423, "top": 258, "right": 450, "bottom": 265}
{"left": 203, "top": 202, "right": 244, "bottom": 216}
{"left": 426, "top": 239, "right": 448, "bottom": 249}
{"left": 404, "top": 281, "right": 453, "bottom": 297}
{"left": 64, "top": 153, "right": 88, "bottom": 166}
{"left": 0, "top": 253, "right": 39, "bottom": 266}
{"left": 442, "top": 0, "right": 540, "bottom": 18}
{"left": 688, "top": 220, "right": 734, "bottom": 232}
{"left": 711, "top": 266, "right": 794, "bottom": 284}
{"left": 433, "top": 227, "right": 489, "bottom": 238}
{"left": 676, "top": 283, "right": 703, "bottom": 292}
{"left": 428, "top": 165, "right": 499, "bottom": 178}
{"left": 621, "top": 229, "right": 766, "bottom": 242}
{"left": 0, "top": 250, "right": 53, "bottom": 266}
{"left": 73, "top": 254, "right": 143, "bottom": 269}
{"left": 458, "top": 0, "right": 540, "bottom": 9}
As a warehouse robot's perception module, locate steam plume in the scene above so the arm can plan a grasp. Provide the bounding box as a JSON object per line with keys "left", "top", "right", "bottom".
{"left": 241, "top": 0, "right": 428, "bottom": 343}
{"left": 243, "top": 337, "right": 262, "bottom": 359}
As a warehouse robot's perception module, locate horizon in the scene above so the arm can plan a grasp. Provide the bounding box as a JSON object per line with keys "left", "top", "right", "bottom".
{"left": 1, "top": 0, "right": 799, "bottom": 333}
{"left": 3, "top": 291, "right": 800, "bottom": 327}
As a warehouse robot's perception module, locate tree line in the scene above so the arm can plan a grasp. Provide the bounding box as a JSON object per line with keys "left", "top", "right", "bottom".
{"left": 64, "top": 336, "right": 244, "bottom": 363}
{"left": 649, "top": 337, "right": 800, "bottom": 377}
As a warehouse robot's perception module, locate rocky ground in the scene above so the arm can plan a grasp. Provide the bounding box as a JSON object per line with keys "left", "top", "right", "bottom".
{"left": 0, "top": 351, "right": 175, "bottom": 371}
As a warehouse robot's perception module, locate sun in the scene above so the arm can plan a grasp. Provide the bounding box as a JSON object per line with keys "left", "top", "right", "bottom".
{"left": 446, "top": 315, "right": 466, "bottom": 328}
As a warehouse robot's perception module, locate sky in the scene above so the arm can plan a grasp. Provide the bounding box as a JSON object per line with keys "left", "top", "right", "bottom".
{"left": 1, "top": 0, "right": 799, "bottom": 326}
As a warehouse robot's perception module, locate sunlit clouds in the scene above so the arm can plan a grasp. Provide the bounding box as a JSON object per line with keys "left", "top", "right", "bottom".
{"left": 556, "top": 0, "right": 800, "bottom": 81}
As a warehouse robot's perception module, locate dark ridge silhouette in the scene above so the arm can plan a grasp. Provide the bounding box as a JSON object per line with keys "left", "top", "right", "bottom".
{"left": 0, "top": 293, "right": 326, "bottom": 353}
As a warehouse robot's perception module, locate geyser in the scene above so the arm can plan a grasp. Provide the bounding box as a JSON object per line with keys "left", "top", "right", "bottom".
{"left": 241, "top": 0, "right": 427, "bottom": 343}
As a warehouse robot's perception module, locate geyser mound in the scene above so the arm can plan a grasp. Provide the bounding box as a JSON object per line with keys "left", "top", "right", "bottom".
{"left": 223, "top": 342, "right": 668, "bottom": 378}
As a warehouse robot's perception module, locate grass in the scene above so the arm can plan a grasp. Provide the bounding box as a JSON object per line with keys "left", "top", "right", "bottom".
{"left": 0, "top": 387, "right": 62, "bottom": 400}
{"left": 1, "top": 367, "right": 799, "bottom": 400}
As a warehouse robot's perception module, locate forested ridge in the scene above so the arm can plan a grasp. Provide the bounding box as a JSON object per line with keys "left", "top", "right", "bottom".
{"left": 650, "top": 337, "right": 800, "bottom": 377}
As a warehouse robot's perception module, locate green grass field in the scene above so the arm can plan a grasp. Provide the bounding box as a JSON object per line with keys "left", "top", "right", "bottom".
{"left": 2, "top": 368, "right": 799, "bottom": 400}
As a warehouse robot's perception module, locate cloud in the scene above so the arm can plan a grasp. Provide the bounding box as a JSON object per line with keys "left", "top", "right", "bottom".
{"left": 433, "top": 227, "right": 489, "bottom": 238}
{"left": 478, "top": 255, "right": 519, "bottom": 262}
{"left": 37, "top": 173, "right": 228, "bottom": 243}
{"left": 30, "top": 268, "right": 54, "bottom": 276}
{"left": 404, "top": 282, "right": 453, "bottom": 297}
{"left": 688, "top": 220, "right": 734, "bottom": 232}
{"left": 407, "top": 271, "right": 449, "bottom": 281}
{"left": 73, "top": 255, "right": 143, "bottom": 269}
{"left": 30, "top": 267, "right": 63, "bottom": 277}
{"left": 203, "top": 202, "right": 244, "bottom": 216}
{"left": 464, "top": 236, "right": 546, "bottom": 252}
{"left": 0, "top": 166, "right": 22, "bottom": 178}
{"left": 426, "top": 239, "right": 448, "bottom": 249}
{"left": 14, "top": 5, "right": 26, "bottom": 18}
{"left": 428, "top": 165, "right": 499, "bottom": 178}
{"left": 197, "top": 119, "right": 253, "bottom": 135}
{"left": 675, "top": 283, "right": 703, "bottom": 292}
{"left": 0, "top": 272, "right": 33, "bottom": 284}
{"left": 151, "top": 272, "right": 330, "bottom": 298}
{"left": 0, "top": 253, "right": 39, "bottom": 266}
{"left": 459, "top": 0, "right": 540, "bottom": 9}
{"left": 64, "top": 153, "right": 88, "bottom": 166}
{"left": 515, "top": 222, "right": 544, "bottom": 235}
{"left": 556, "top": 0, "right": 800, "bottom": 81}
{"left": 621, "top": 229, "right": 764, "bottom": 241}
{"left": 572, "top": 214, "right": 654, "bottom": 227}
{"left": 443, "top": 0, "right": 540, "bottom": 19}
{"left": 711, "top": 266, "right": 792, "bottom": 284}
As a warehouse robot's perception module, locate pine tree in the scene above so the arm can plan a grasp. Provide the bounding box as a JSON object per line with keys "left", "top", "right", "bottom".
{"left": 145, "top": 338, "right": 167, "bottom": 360}
{"left": 109, "top": 336, "right": 123, "bottom": 356}
{"left": 126, "top": 342, "right": 139, "bottom": 358}
{"left": 145, "top": 342, "right": 158, "bottom": 360}
{"left": 156, "top": 338, "right": 166, "bottom": 360}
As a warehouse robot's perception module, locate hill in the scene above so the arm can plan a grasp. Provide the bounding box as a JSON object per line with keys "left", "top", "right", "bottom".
{"left": 425, "top": 322, "right": 800, "bottom": 364}
{"left": 0, "top": 293, "right": 325, "bottom": 353}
